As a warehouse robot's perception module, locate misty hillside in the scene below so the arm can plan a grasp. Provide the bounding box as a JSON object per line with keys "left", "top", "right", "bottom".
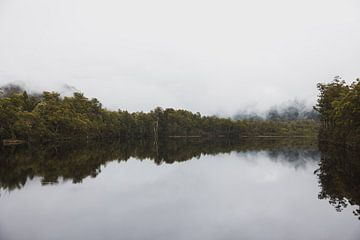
{"left": 233, "top": 100, "right": 319, "bottom": 121}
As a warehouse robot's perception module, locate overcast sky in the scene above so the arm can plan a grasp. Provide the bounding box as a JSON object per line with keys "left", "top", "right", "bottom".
{"left": 0, "top": 0, "right": 359, "bottom": 115}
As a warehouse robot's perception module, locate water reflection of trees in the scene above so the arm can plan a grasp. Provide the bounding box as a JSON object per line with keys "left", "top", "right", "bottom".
{"left": 0, "top": 137, "right": 318, "bottom": 192}
{"left": 316, "top": 143, "right": 360, "bottom": 220}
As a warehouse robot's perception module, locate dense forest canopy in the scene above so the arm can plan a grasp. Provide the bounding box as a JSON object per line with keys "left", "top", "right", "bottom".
{"left": 0, "top": 84, "right": 318, "bottom": 143}
{"left": 315, "top": 77, "right": 360, "bottom": 148}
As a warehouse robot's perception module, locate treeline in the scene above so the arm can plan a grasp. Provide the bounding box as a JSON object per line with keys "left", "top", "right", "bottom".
{"left": 315, "top": 77, "right": 360, "bottom": 147}
{"left": 0, "top": 84, "right": 318, "bottom": 142}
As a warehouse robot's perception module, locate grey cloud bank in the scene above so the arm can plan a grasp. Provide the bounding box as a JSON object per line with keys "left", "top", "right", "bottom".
{"left": 0, "top": 0, "right": 359, "bottom": 115}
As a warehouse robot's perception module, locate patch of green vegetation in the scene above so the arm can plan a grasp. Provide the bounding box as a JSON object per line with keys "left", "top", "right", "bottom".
{"left": 0, "top": 85, "right": 318, "bottom": 143}
{"left": 315, "top": 77, "right": 360, "bottom": 148}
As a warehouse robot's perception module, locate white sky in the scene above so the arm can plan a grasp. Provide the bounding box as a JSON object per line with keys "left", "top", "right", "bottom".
{"left": 0, "top": 0, "right": 360, "bottom": 115}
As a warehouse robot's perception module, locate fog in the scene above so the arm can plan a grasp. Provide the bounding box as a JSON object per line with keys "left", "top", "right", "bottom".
{"left": 0, "top": 0, "right": 359, "bottom": 115}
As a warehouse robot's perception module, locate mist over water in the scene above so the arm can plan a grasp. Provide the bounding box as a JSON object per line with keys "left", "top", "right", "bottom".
{"left": 1, "top": 1, "right": 360, "bottom": 239}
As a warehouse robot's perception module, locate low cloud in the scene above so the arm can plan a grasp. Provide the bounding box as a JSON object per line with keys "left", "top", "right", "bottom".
{"left": 0, "top": 0, "right": 359, "bottom": 115}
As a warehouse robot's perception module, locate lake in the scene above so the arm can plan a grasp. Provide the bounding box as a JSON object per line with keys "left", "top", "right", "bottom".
{"left": 0, "top": 138, "right": 359, "bottom": 240}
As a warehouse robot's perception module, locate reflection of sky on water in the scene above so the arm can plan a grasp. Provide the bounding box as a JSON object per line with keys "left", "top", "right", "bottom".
{"left": 0, "top": 152, "right": 359, "bottom": 240}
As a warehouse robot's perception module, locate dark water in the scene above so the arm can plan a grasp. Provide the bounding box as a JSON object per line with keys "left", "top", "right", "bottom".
{"left": 0, "top": 138, "right": 359, "bottom": 240}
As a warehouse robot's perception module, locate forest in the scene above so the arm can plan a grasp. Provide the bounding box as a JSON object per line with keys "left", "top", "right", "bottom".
{"left": 0, "top": 84, "right": 318, "bottom": 143}
{"left": 315, "top": 77, "right": 360, "bottom": 148}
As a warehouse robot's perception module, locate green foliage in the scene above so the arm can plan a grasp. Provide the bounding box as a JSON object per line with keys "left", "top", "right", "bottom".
{"left": 315, "top": 77, "right": 360, "bottom": 147}
{"left": 0, "top": 86, "right": 318, "bottom": 142}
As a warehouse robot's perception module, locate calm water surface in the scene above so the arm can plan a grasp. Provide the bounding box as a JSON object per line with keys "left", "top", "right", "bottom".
{"left": 0, "top": 138, "right": 359, "bottom": 240}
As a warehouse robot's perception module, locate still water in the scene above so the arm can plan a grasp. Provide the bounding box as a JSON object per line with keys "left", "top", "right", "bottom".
{"left": 0, "top": 138, "right": 359, "bottom": 240}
